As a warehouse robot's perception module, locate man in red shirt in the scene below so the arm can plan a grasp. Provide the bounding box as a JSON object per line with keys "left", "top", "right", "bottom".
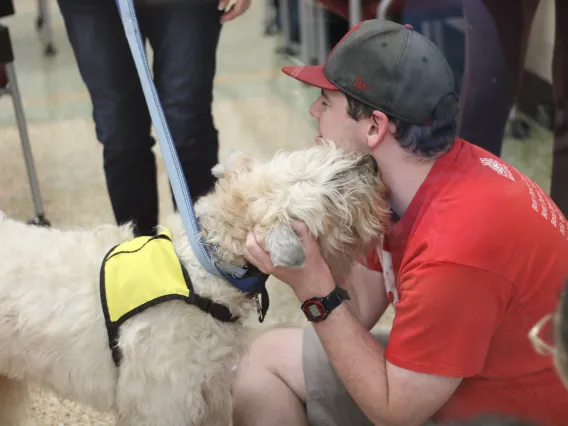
{"left": 232, "top": 19, "right": 568, "bottom": 426}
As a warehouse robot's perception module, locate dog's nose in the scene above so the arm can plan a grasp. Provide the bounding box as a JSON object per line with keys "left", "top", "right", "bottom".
{"left": 359, "top": 155, "right": 379, "bottom": 176}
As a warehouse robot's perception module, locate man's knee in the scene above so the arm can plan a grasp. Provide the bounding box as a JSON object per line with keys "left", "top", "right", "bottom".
{"left": 233, "top": 327, "right": 306, "bottom": 402}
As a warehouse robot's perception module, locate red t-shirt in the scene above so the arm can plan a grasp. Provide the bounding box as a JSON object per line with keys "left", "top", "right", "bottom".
{"left": 365, "top": 138, "right": 568, "bottom": 425}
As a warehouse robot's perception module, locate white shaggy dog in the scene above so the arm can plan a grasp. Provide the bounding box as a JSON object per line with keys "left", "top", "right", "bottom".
{"left": 0, "top": 143, "right": 389, "bottom": 426}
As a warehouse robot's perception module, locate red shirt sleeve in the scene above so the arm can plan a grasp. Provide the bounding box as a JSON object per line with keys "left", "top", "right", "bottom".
{"left": 385, "top": 261, "right": 513, "bottom": 377}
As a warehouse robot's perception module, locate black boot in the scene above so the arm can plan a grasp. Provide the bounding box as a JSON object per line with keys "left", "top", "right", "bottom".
{"left": 103, "top": 148, "right": 159, "bottom": 237}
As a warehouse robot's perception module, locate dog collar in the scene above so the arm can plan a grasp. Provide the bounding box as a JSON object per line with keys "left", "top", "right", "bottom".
{"left": 208, "top": 244, "right": 271, "bottom": 322}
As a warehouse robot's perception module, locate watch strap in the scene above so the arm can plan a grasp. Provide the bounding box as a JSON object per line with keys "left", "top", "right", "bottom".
{"left": 322, "top": 286, "right": 350, "bottom": 311}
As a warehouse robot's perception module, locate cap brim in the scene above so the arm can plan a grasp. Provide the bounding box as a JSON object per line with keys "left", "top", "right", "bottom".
{"left": 282, "top": 65, "right": 339, "bottom": 91}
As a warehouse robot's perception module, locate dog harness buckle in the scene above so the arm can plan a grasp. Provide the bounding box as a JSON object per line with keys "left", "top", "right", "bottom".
{"left": 256, "top": 294, "right": 263, "bottom": 322}
{"left": 254, "top": 288, "right": 270, "bottom": 323}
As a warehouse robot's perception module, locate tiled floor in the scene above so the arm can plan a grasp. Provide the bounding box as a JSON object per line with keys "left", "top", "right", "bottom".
{"left": 0, "top": 0, "right": 557, "bottom": 424}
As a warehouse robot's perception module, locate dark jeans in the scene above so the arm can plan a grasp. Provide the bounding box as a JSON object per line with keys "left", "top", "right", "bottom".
{"left": 458, "top": 0, "right": 568, "bottom": 216}
{"left": 57, "top": 0, "right": 222, "bottom": 236}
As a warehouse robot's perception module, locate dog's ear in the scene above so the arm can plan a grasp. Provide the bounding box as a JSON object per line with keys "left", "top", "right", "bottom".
{"left": 263, "top": 223, "right": 306, "bottom": 268}
{"left": 212, "top": 151, "right": 254, "bottom": 179}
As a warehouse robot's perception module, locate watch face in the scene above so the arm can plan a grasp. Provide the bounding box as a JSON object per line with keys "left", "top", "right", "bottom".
{"left": 308, "top": 304, "right": 324, "bottom": 318}
{"left": 303, "top": 300, "right": 326, "bottom": 322}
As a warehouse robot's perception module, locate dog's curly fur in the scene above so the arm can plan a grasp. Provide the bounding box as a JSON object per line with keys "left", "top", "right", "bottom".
{"left": 0, "top": 142, "right": 389, "bottom": 426}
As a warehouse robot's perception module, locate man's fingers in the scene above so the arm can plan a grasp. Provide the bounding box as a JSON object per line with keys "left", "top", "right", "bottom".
{"left": 220, "top": 0, "right": 250, "bottom": 23}
{"left": 290, "top": 220, "right": 309, "bottom": 235}
{"left": 218, "top": 0, "right": 231, "bottom": 10}
{"left": 244, "top": 231, "right": 273, "bottom": 274}
{"left": 289, "top": 220, "right": 315, "bottom": 247}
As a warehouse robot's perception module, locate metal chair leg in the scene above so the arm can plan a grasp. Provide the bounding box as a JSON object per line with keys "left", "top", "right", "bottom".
{"left": 4, "top": 62, "right": 51, "bottom": 227}
{"left": 263, "top": 0, "right": 279, "bottom": 35}
{"left": 36, "top": 0, "right": 56, "bottom": 56}
{"left": 280, "top": 0, "right": 294, "bottom": 53}
{"left": 315, "top": 4, "right": 328, "bottom": 64}
{"left": 299, "top": 0, "right": 318, "bottom": 64}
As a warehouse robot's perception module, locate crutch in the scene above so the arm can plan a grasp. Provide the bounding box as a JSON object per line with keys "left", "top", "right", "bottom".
{"left": 0, "top": 24, "right": 50, "bottom": 226}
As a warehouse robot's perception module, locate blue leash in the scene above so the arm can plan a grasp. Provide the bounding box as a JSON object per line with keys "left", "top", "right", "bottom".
{"left": 115, "top": 0, "right": 269, "bottom": 319}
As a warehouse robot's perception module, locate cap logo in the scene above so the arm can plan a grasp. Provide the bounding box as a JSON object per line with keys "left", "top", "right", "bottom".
{"left": 353, "top": 76, "right": 368, "bottom": 91}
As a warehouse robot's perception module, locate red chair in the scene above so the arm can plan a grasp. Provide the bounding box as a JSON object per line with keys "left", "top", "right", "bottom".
{"left": 314, "top": 0, "right": 397, "bottom": 23}
{"left": 309, "top": 0, "right": 404, "bottom": 64}
{"left": 312, "top": 0, "right": 460, "bottom": 59}
{"left": 314, "top": 0, "right": 463, "bottom": 41}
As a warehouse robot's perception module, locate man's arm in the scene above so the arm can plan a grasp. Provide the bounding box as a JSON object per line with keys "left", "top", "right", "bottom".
{"left": 294, "top": 282, "right": 461, "bottom": 426}
{"left": 317, "top": 303, "right": 460, "bottom": 425}
{"left": 340, "top": 262, "right": 390, "bottom": 330}
{"left": 292, "top": 260, "right": 511, "bottom": 425}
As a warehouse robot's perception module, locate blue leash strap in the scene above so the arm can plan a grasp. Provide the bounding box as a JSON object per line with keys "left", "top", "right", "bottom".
{"left": 115, "top": 0, "right": 221, "bottom": 278}
{"left": 114, "top": 0, "right": 270, "bottom": 301}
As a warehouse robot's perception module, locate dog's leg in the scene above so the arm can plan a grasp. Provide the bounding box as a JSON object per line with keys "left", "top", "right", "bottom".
{"left": 115, "top": 380, "right": 232, "bottom": 426}
{"left": 0, "top": 376, "right": 30, "bottom": 426}
{"left": 200, "top": 381, "right": 232, "bottom": 426}
{"left": 115, "top": 372, "right": 219, "bottom": 426}
{"left": 114, "top": 362, "right": 233, "bottom": 426}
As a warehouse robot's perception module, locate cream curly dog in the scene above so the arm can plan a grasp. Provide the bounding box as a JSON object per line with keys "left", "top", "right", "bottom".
{"left": 0, "top": 142, "right": 389, "bottom": 426}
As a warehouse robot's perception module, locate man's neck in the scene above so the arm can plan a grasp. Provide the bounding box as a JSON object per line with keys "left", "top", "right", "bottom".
{"left": 378, "top": 153, "right": 436, "bottom": 219}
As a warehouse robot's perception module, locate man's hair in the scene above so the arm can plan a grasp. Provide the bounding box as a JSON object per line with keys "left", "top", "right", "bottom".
{"left": 345, "top": 93, "right": 458, "bottom": 159}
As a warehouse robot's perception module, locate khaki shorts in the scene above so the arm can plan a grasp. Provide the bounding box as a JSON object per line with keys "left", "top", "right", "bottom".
{"left": 302, "top": 326, "right": 435, "bottom": 426}
{"left": 302, "top": 325, "right": 390, "bottom": 426}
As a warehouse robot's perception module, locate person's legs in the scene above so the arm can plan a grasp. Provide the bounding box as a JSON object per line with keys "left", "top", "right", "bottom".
{"left": 232, "top": 327, "right": 309, "bottom": 426}
{"left": 57, "top": 0, "right": 158, "bottom": 236}
{"left": 303, "top": 326, "right": 386, "bottom": 426}
{"left": 454, "top": 0, "right": 509, "bottom": 157}
{"left": 232, "top": 326, "right": 391, "bottom": 426}
{"left": 481, "top": 0, "right": 540, "bottom": 106}
{"left": 144, "top": 1, "right": 223, "bottom": 205}
{"left": 549, "top": 0, "right": 568, "bottom": 217}
{"left": 458, "top": 0, "right": 540, "bottom": 157}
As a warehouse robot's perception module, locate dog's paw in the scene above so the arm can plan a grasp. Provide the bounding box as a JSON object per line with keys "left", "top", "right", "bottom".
{"left": 264, "top": 223, "right": 306, "bottom": 268}
{"left": 211, "top": 163, "right": 226, "bottom": 179}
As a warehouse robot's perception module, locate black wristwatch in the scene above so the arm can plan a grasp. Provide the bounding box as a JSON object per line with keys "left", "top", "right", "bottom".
{"left": 301, "top": 286, "right": 351, "bottom": 323}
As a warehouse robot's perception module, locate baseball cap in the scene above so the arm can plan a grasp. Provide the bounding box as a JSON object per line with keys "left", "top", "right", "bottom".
{"left": 282, "top": 19, "right": 456, "bottom": 125}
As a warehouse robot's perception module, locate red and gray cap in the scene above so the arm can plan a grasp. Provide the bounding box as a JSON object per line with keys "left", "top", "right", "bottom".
{"left": 282, "top": 19, "right": 456, "bottom": 124}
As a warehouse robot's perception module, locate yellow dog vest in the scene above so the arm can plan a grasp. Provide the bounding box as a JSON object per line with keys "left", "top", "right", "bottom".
{"left": 99, "top": 230, "right": 237, "bottom": 366}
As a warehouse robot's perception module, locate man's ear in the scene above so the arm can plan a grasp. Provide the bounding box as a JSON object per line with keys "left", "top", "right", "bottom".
{"left": 367, "top": 110, "right": 391, "bottom": 151}
{"left": 263, "top": 223, "right": 306, "bottom": 268}
{"left": 211, "top": 150, "right": 254, "bottom": 179}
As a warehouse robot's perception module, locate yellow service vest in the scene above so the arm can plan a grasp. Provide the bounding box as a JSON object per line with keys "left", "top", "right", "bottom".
{"left": 99, "top": 230, "right": 237, "bottom": 366}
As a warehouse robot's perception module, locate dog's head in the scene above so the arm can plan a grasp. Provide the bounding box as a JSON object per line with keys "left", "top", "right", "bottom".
{"left": 195, "top": 142, "right": 389, "bottom": 278}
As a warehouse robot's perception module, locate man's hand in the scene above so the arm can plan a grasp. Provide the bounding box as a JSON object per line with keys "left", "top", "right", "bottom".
{"left": 244, "top": 221, "right": 336, "bottom": 301}
{"left": 218, "top": 0, "right": 251, "bottom": 23}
